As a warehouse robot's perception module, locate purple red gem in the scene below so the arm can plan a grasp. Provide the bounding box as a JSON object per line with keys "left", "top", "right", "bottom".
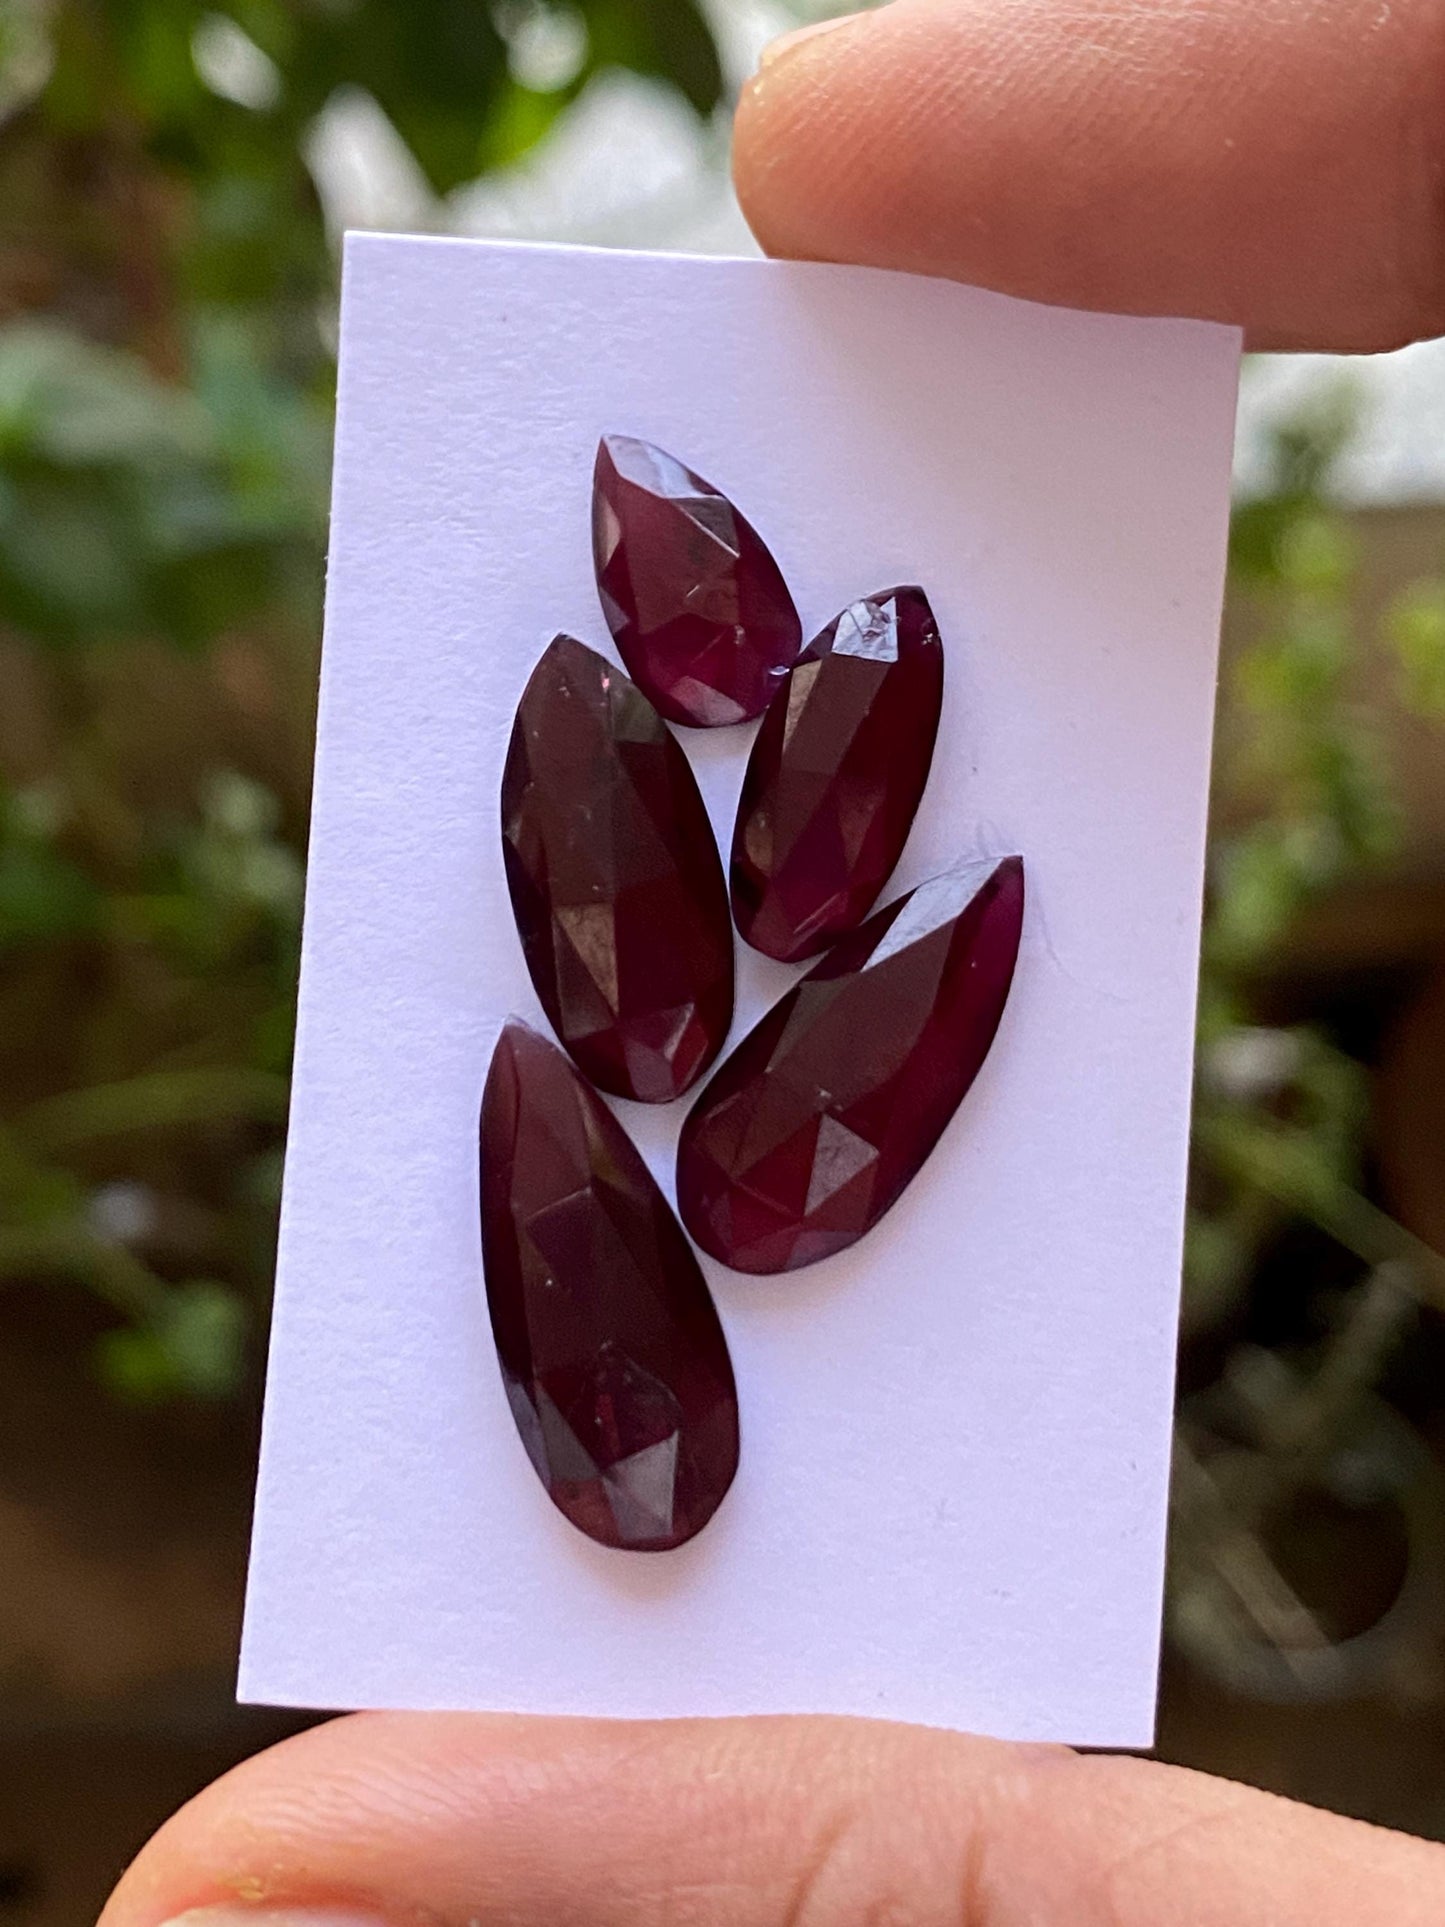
{"left": 676, "top": 857, "right": 1026, "bottom": 1274}
{"left": 592, "top": 435, "right": 802, "bottom": 728}
{"left": 490, "top": 439, "right": 1031, "bottom": 1548}
{"left": 480, "top": 1020, "right": 740, "bottom": 1552}
{"left": 501, "top": 634, "right": 733, "bottom": 1104}
{"left": 731, "top": 586, "right": 945, "bottom": 962}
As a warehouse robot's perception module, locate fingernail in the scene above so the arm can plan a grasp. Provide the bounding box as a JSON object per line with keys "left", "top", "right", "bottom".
{"left": 757, "top": 11, "right": 865, "bottom": 70}
{"left": 156, "top": 1909, "right": 389, "bottom": 1927}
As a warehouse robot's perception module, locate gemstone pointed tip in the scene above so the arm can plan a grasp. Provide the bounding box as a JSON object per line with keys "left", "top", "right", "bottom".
{"left": 540, "top": 629, "right": 599, "bottom": 668}
{"left": 495, "top": 1013, "right": 543, "bottom": 1055}
{"left": 978, "top": 852, "right": 1025, "bottom": 899}
{"left": 876, "top": 582, "right": 932, "bottom": 609}
{"left": 524, "top": 632, "right": 598, "bottom": 696}
{"left": 593, "top": 432, "right": 627, "bottom": 478}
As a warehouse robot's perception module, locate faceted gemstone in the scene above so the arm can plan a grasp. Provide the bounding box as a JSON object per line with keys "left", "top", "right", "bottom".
{"left": 731, "top": 587, "right": 945, "bottom": 962}
{"left": 677, "top": 857, "right": 1025, "bottom": 1274}
{"left": 501, "top": 634, "right": 733, "bottom": 1104}
{"left": 481, "top": 1020, "right": 739, "bottom": 1552}
{"left": 592, "top": 434, "right": 803, "bottom": 728}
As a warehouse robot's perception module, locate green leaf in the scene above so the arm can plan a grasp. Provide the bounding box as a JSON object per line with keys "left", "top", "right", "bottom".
{"left": 19, "top": 1067, "right": 290, "bottom": 1153}
{"left": 1207, "top": 826, "right": 1311, "bottom": 968}
{"left": 281, "top": 0, "right": 511, "bottom": 193}
{"left": 157, "top": 1279, "right": 250, "bottom": 1397}
{"left": 94, "top": 1325, "right": 178, "bottom": 1403}
{"left": 0, "top": 839, "right": 99, "bottom": 947}
{"left": 0, "top": 323, "right": 211, "bottom": 467}
{"left": 581, "top": 0, "right": 723, "bottom": 117}
{"left": 95, "top": 1281, "right": 248, "bottom": 1404}
{"left": 115, "top": 0, "right": 211, "bottom": 119}
{"left": 477, "top": 79, "right": 575, "bottom": 169}
{"left": 0, "top": 786, "right": 101, "bottom": 948}
{"left": 1276, "top": 511, "right": 1356, "bottom": 598}
{"left": 0, "top": 320, "right": 326, "bottom": 645}
{"left": 1385, "top": 579, "right": 1445, "bottom": 719}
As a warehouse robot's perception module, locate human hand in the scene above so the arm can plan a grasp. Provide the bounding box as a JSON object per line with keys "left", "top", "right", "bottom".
{"left": 100, "top": 8, "right": 1445, "bottom": 1924}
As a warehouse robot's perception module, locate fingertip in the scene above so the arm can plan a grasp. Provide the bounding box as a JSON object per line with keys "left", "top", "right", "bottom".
{"left": 733, "top": 4, "right": 901, "bottom": 267}
{"left": 733, "top": 0, "right": 1445, "bottom": 351}
{"left": 756, "top": 10, "right": 870, "bottom": 73}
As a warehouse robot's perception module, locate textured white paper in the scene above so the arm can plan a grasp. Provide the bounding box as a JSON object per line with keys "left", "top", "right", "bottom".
{"left": 240, "top": 233, "right": 1240, "bottom": 1745}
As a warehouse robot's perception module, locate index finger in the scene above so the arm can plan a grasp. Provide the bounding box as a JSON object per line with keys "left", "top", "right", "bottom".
{"left": 733, "top": 0, "right": 1445, "bottom": 351}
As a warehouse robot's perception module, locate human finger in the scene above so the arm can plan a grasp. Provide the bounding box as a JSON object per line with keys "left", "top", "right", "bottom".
{"left": 734, "top": 0, "right": 1445, "bottom": 350}
{"left": 101, "top": 1709, "right": 1445, "bottom": 1926}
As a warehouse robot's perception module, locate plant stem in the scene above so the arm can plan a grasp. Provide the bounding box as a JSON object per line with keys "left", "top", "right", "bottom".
{"left": 17, "top": 1067, "right": 289, "bottom": 1153}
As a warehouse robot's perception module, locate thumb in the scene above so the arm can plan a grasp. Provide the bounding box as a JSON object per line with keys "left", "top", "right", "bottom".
{"left": 733, "top": 0, "right": 1445, "bottom": 351}
{"left": 101, "top": 1710, "right": 1445, "bottom": 1926}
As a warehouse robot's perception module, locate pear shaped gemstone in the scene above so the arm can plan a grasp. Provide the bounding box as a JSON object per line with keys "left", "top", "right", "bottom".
{"left": 677, "top": 857, "right": 1025, "bottom": 1274}
{"left": 501, "top": 634, "right": 733, "bottom": 1103}
{"left": 481, "top": 1020, "right": 739, "bottom": 1551}
{"left": 593, "top": 435, "right": 802, "bottom": 728}
{"left": 731, "top": 587, "right": 944, "bottom": 962}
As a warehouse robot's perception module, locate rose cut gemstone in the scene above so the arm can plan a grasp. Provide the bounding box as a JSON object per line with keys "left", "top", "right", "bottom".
{"left": 501, "top": 634, "right": 733, "bottom": 1104}
{"left": 481, "top": 1020, "right": 739, "bottom": 1551}
{"left": 592, "top": 434, "right": 803, "bottom": 728}
{"left": 731, "top": 586, "right": 945, "bottom": 962}
{"left": 677, "top": 856, "right": 1025, "bottom": 1274}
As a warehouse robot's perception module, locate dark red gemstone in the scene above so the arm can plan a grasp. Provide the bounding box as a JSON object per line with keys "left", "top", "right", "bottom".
{"left": 501, "top": 634, "right": 733, "bottom": 1104}
{"left": 677, "top": 857, "right": 1025, "bottom": 1274}
{"left": 731, "top": 587, "right": 945, "bottom": 962}
{"left": 592, "top": 435, "right": 803, "bottom": 728}
{"left": 481, "top": 1020, "right": 739, "bottom": 1551}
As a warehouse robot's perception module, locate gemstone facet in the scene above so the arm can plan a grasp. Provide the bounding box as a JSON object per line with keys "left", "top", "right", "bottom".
{"left": 677, "top": 856, "right": 1025, "bottom": 1274}
{"left": 592, "top": 435, "right": 803, "bottom": 728}
{"left": 731, "top": 586, "right": 945, "bottom": 962}
{"left": 481, "top": 1020, "right": 739, "bottom": 1551}
{"left": 501, "top": 634, "right": 734, "bottom": 1104}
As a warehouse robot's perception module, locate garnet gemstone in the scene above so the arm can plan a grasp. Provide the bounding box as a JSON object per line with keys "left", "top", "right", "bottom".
{"left": 592, "top": 435, "right": 803, "bottom": 728}
{"left": 677, "top": 856, "right": 1025, "bottom": 1274}
{"left": 501, "top": 634, "right": 733, "bottom": 1104}
{"left": 731, "top": 587, "right": 945, "bottom": 962}
{"left": 481, "top": 1020, "right": 739, "bottom": 1552}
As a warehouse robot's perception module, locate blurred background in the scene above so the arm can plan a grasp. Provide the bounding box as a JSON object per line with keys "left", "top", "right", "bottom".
{"left": 3, "top": 1, "right": 1445, "bottom": 1920}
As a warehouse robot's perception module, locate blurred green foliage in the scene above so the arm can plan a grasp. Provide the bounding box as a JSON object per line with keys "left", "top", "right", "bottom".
{"left": 0, "top": 0, "right": 724, "bottom": 1398}
{"left": 1174, "top": 389, "right": 1445, "bottom": 1704}
{"left": 1210, "top": 392, "right": 1397, "bottom": 977}
{"left": 1191, "top": 387, "right": 1445, "bottom": 1333}
{"left": 1385, "top": 578, "right": 1445, "bottom": 719}
{"left": 2, "top": 0, "right": 1444, "bottom": 1467}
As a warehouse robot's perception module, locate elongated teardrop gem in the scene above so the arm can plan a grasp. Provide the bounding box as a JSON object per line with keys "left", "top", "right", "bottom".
{"left": 501, "top": 634, "right": 734, "bottom": 1104}
{"left": 731, "top": 587, "right": 945, "bottom": 962}
{"left": 481, "top": 1020, "right": 740, "bottom": 1552}
{"left": 592, "top": 435, "right": 803, "bottom": 728}
{"left": 677, "top": 857, "right": 1025, "bottom": 1274}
